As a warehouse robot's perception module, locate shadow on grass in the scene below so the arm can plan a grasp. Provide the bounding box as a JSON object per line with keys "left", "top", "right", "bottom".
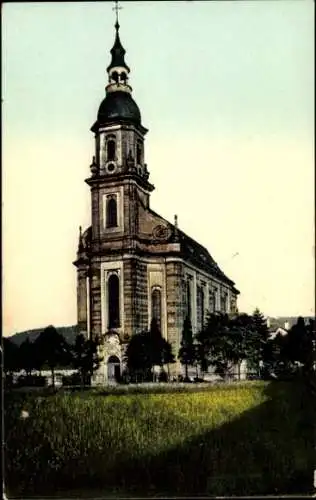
{"left": 5, "top": 380, "right": 316, "bottom": 497}
{"left": 89, "top": 381, "right": 315, "bottom": 497}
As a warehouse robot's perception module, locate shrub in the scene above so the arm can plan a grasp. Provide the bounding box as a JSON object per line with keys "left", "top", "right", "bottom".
{"left": 15, "top": 375, "right": 47, "bottom": 387}
{"left": 62, "top": 372, "right": 82, "bottom": 386}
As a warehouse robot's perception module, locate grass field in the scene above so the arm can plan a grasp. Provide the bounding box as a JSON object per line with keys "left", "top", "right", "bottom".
{"left": 4, "top": 381, "right": 315, "bottom": 497}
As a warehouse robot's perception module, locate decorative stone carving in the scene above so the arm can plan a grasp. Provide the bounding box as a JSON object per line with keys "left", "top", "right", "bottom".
{"left": 152, "top": 224, "right": 171, "bottom": 241}
{"left": 103, "top": 331, "right": 121, "bottom": 360}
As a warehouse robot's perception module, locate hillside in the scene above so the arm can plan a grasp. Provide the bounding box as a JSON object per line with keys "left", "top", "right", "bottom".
{"left": 8, "top": 325, "right": 78, "bottom": 346}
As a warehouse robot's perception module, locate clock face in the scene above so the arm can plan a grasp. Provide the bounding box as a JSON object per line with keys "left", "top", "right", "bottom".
{"left": 152, "top": 224, "right": 171, "bottom": 240}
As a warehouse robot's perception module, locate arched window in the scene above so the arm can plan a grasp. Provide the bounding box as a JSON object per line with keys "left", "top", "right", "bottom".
{"left": 108, "top": 274, "right": 120, "bottom": 328}
{"left": 120, "top": 72, "right": 127, "bottom": 84}
{"left": 186, "top": 280, "right": 192, "bottom": 320}
{"left": 136, "top": 142, "right": 142, "bottom": 165}
{"left": 220, "top": 292, "right": 228, "bottom": 313}
{"left": 201, "top": 289, "right": 205, "bottom": 327}
{"left": 151, "top": 288, "right": 162, "bottom": 330}
{"left": 197, "top": 286, "right": 205, "bottom": 329}
{"left": 111, "top": 71, "right": 119, "bottom": 83}
{"left": 106, "top": 196, "right": 118, "bottom": 228}
{"left": 209, "top": 291, "right": 215, "bottom": 313}
{"left": 107, "top": 139, "right": 116, "bottom": 161}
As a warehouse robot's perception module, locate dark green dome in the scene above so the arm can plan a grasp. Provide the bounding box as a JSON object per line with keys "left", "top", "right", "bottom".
{"left": 97, "top": 91, "right": 141, "bottom": 126}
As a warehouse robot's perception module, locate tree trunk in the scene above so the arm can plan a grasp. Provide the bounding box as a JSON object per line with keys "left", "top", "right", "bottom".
{"left": 238, "top": 361, "right": 241, "bottom": 380}
{"left": 185, "top": 362, "right": 188, "bottom": 380}
{"left": 51, "top": 367, "right": 55, "bottom": 388}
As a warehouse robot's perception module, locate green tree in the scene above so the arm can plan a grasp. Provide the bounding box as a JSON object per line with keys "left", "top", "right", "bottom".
{"left": 125, "top": 320, "right": 175, "bottom": 382}
{"left": 148, "top": 318, "right": 175, "bottom": 378}
{"left": 178, "top": 316, "right": 195, "bottom": 381}
{"left": 281, "top": 317, "right": 316, "bottom": 377}
{"left": 18, "top": 338, "right": 39, "bottom": 376}
{"left": 148, "top": 318, "right": 163, "bottom": 367}
{"left": 159, "top": 337, "right": 175, "bottom": 373}
{"left": 71, "top": 334, "right": 103, "bottom": 385}
{"left": 3, "top": 338, "right": 19, "bottom": 375}
{"left": 196, "top": 313, "right": 236, "bottom": 379}
{"left": 251, "top": 308, "right": 271, "bottom": 377}
{"left": 125, "top": 331, "right": 152, "bottom": 382}
{"left": 228, "top": 313, "right": 254, "bottom": 379}
{"left": 196, "top": 312, "right": 261, "bottom": 380}
{"left": 35, "top": 325, "right": 71, "bottom": 387}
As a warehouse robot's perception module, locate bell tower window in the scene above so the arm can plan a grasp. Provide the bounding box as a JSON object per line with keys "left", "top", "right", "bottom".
{"left": 111, "top": 71, "right": 119, "bottom": 83}
{"left": 106, "top": 195, "right": 118, "bottom": 228}
{"left": 120, "top": 71, "right": 127, "bottom": 84}
{"left": 108, "top": 273, "right": 120, "bottom": 328}
{"left": 136, "top": 141, "right": 142, "bottom": 165}
{"left": 107, "top": 138, "right": 116, "bottom": 161}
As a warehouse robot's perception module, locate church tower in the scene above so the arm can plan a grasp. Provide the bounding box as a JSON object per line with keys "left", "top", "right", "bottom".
{"left": 74, "top": 9, "right": 239, "bottom": 384}
{"left": 74, "top": 16, "right": 157, "bottom": 378}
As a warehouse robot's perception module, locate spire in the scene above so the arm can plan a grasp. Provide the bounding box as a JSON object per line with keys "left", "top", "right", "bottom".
{"left": 78, "top": 226, "right": 84, "bottom": 252}
{"left": 174, "top": 214, "right": 179, "bottom": 242}
{"left": 107, "top": 1, "right": 130, "bottom": 73}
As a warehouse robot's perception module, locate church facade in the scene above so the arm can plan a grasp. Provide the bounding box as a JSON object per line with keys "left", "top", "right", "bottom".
{"left": 73, "top": 20, "right": 239, "bottom": 383}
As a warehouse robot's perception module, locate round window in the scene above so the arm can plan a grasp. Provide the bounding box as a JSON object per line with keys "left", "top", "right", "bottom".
{"left": 107, "top": 163, "right": 115, "bottom": 173}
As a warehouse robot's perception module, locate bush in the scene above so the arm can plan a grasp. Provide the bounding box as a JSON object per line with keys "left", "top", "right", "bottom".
{"left": 62, "top": 372, "right": 82, "bottom": 386}
{"left": 5, "top": 374, "right": 14, "bottom": 389}
{"left": 15, "top": 375, "right": 47, "bottom": 387}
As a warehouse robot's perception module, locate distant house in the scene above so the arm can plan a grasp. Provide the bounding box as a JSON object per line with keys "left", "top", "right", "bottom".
{"left": 269, "top": 326, "right": 289, "bottom": 341}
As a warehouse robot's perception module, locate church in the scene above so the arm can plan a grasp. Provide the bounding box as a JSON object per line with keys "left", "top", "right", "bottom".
{"left": 73, "top": 17, "right": 239, "bottom": 383}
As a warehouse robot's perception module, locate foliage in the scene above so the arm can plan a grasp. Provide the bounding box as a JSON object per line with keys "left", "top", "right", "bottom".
{"left": 196, "top": 310, "right": 279, "bottom": 380}
{"left": 251, "top": 308, "right": 272, "bottom": 376}
{"left": 15, "top": 375, "right": 47, "bottom": 388}
{"left": 34, "top": 325, "right": 71, "bottom": 387}
{"left": 17, "top": 338, "right": 40, "bottom": 375}
{"left": 70, "top": 334, "right": 103, "bottom": 385}
{"left": 196, "top": 313, "right": 249, "bottom": 378}
{"left": 278, "top": 317, "right": 316, "bottom": 377}
{"left": 3, "top": 337, "right": 20, "bottom": 374}
{"left": 178, "top": 316, "right": 195, "bottom": 380}
{"left": 125, "top": 319, "right": 175, "bottom": 381}
{"left": 125, "top": 331, "right": 153, "bottom": 381}
{"left": 4, "top": 381, "right": 315, "bottom": 497}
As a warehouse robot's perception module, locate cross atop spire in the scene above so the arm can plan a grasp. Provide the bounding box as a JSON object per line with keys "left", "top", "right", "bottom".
{"left": 107, "top": 1, "right": 130, "bottom": 74}
{"left": 113, "top": 0, "right": 122, "bottom": 28}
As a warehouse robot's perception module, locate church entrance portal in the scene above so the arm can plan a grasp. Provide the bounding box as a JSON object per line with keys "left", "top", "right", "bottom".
{"left": 107, "top": 355, "right": 121, "bottom": 382}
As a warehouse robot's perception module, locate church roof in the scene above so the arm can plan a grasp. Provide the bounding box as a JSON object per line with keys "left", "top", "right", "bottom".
{"left": 107, "top": 21, "right": 130, "bottom": 72}
{"left": 178, "top": 229, "right": 235, "bottom": 287}
{"left": 77, "top": 217, "right": 237, "bottom": 292}
{"left": 92, "top": 91, "right": 141, "bottom": 130}
{"left": 148, "top": 208, "right": 238, "bottom": 291}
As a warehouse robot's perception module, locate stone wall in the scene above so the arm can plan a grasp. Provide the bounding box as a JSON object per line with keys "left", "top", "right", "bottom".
{"left": 166, "top": 260, "right": 184, "bottom": 374}
{"left": 90, "top": 259, "right": 102, "bottom": 338}
{"left": 123, "top": 258, "right": 136, "bottom": 340}
{"left": 135, "top": 260, "right": 148, "bottom": 334}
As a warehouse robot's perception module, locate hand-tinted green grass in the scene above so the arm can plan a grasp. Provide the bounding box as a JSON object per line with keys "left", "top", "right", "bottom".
{"left": 4, "top": 381, "right": 315, "bottom": 497}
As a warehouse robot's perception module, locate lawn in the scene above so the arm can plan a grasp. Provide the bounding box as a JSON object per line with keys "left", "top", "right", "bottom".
{"left": 4, "top": 380, "right": 315, "bottom": 497}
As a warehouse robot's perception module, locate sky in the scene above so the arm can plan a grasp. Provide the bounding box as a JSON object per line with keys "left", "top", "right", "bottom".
{"left": 2, "top": 0, "right": 315, "bottom": 336}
